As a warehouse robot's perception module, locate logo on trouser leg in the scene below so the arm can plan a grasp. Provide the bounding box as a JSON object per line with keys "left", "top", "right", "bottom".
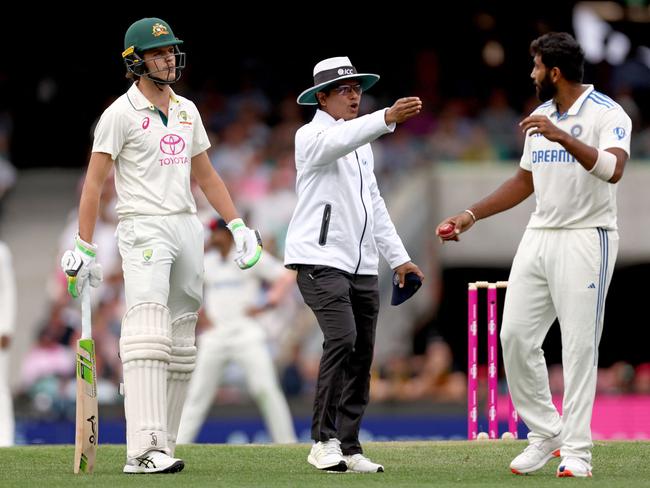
{"left": 150, "top": 432, "right": 158, "bottom": 446}
{"left": 587, "top": 283, "right": 596, "bottom": 289}
{"left": 143, "top": 249, "right": 153, "bottom": 264}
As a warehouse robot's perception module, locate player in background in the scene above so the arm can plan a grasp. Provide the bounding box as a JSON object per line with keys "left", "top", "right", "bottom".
{"left": 437, "top": 32, "right": 631, "bottom": 478}
{"left": 0, "top": 240, "right": 16, "bottom": 446}
{"left": 60, "top": 17, "right": 261, "bottom": 474}
{"left": 177, "top": 218, "right": 297, "bottom": 445}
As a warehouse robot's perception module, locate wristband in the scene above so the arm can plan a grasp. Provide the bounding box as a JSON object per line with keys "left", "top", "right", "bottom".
{"left": 75, "top": 234, "right": 97, "bottom": 258}
{"left": 227, "top": 218, "right": 245, "bottom": 232}
{"left": 464, "top": 209, "right": 477, "bottom": 223}
{"left": 589, "top": 149, "right": 616, "bottom": 182}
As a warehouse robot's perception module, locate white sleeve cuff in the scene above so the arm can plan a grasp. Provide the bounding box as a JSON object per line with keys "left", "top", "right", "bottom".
{"left": 383, "top": 108, "right": 396, "bottom": 132}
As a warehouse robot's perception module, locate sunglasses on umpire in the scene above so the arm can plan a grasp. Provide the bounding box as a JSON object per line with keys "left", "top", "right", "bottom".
{"left": 331, "top": 84, "right": 363, "bottom": 96}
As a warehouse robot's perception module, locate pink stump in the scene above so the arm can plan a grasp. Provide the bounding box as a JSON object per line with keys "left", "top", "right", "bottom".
{"left": 487, "top": 285, "right": 498, "bottom": 439}
{"left": 467, "top": 284, "right": 478, "bottom": 440}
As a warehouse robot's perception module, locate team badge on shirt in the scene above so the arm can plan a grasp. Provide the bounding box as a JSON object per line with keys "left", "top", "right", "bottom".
{"left": 570, "top": 124, "right": 582, "bottom": 137}
{"left": 178, "top": 110, "right": 193, "bottom": 127}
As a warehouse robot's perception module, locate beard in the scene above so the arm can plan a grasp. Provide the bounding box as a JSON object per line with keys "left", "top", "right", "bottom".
{"left": 535, "top": 73, "right": 557, "bottom": 102}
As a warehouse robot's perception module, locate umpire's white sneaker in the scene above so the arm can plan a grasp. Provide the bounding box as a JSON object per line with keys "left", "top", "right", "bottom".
{"left": 307, "top": 439, "right": 347, "bottom": 472}
{"left": 557, "top": 456, "right": 592, "bottom": 478}
{"left": 510, "top": 435, "right": 562, "bottom": 474}
{"left": 343, "top": 454, "right": 384, "bottom": 473}
{"left": 123, "top": 450, "right": 185, "bottom": 474}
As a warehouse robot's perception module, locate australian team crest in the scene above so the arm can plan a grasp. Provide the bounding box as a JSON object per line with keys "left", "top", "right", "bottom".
{"left": 152, "top": 23, "right": 169, "bottom": 37}
{"left": 143, "top": 249, "right": 153, "bottom": 262}
{"left": 178, "top": 110, "right": 192, "bottom": 126}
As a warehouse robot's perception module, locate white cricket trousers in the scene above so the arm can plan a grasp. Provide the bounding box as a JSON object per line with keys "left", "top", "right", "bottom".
{"left": 0, "top": 349, "right": 13, "bottom": 446}
{"left": 501, "top": 228, "right": 617, "bottom": 463}
{"left": 117, "top": 213, "right": 204, "bottom": 317}
{"left": 177, "top": 325, "right": 297, "bottom": 444}
{"left": 116, "top": 213, "right": 203, "bottom": 457}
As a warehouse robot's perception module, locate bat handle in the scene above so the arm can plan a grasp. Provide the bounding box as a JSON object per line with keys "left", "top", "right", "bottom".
{"left": 81, "top": 281, "right": 92, "bottom": 339}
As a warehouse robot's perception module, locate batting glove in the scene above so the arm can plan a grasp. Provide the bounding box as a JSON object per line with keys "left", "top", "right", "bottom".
{"left": 60, "top": 234, "right": 103, "bottom": 298}
{"left": 227, "top": 218, "right": 263, "bottom": 269}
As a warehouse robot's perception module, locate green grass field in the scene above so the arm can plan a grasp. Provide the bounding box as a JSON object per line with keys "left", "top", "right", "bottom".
{"left": 1, "top": 441, "right": 649, "bottom": 487}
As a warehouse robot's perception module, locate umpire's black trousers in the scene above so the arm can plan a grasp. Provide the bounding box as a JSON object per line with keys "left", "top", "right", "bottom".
{"left": 296, "top": 264, "right": 379, "bottom": 455}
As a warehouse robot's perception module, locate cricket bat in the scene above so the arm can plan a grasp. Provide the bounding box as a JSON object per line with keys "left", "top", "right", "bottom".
{"left": 73, "top": 281, "right": 98, "bottom": 473}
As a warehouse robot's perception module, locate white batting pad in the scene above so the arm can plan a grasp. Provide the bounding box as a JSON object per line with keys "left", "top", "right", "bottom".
{"left": 120, "top": 302, "right": 172, "bottom": 458}
{"left": 0, "top": 352, "right": 14, "bottom": 446}
{"left": 167, "top": 312, "right": 197, "bottom": 454}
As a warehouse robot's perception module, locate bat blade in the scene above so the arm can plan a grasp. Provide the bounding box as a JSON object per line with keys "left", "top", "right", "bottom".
{"left": 74, "top": 338, "right": 98, "bottom": 474}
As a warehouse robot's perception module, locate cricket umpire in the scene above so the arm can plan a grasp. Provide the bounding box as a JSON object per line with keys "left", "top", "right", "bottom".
{"left": 284, "top": 56, "right": 424, "bottom": 473}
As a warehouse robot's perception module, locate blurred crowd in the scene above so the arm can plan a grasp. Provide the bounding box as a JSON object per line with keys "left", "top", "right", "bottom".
{"left": 1, "top": 74, "right": 650, "bottom": 420}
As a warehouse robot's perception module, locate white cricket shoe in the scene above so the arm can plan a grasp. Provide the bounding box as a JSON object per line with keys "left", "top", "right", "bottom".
{"left": 557, "top": 456, "right": 592, "bottom": 478}
{"left": 510, "top": 435, "right": 562, "bottom": 474}
{"left": 307, "top": 438, "right": 347, "bottom": 472}
{"left": 123, "top": 450, "right": 185, "bottom": 474}
{"left": 343, "top": 453, "right": 384, "bottom": 473}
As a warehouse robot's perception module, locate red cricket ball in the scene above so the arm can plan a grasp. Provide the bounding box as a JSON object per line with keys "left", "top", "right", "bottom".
{"left": 438, "top": 223, "right": 456, "bottom": 238}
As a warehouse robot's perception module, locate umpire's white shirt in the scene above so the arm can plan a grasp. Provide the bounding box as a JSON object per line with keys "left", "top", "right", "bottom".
{"left": 284, "top": 109, "right": 410, "bottom": 275}
{"left": 521, "top": 85, "right": 632, "bottom": 229}
{"left": 92, "top": 84, "right": 211, "bottom": 219}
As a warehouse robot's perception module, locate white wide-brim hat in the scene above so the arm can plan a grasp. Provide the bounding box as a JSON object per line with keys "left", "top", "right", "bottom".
{"left": 297, "top": 56, "right": 380, "bottom": 105}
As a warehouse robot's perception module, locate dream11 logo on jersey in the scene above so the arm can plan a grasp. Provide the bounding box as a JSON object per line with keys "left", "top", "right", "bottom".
{"left": 159, "top": 134, "right": 189, "bottom": 166}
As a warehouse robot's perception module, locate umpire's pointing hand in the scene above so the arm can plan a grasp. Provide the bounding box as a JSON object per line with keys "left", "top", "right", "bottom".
{"left": 385, "top": 97, "right": 422, "bottom": 125}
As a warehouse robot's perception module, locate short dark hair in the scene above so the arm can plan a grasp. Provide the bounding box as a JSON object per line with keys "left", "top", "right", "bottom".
{"left": 530, "top": 32, "right": 585, "bottom": 83}
{"left": 315, "top": 82, "right": 345, "bottom": 108}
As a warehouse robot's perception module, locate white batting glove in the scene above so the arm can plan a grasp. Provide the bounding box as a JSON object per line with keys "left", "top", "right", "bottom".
{"left": 226, "top": 218, "right": 263, "bottom": 269}
{"left": 60, "top": 234, "right": 103, "bottom": 298}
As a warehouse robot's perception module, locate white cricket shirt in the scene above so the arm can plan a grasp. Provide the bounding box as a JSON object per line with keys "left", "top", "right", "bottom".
{"left": 521, "top": 85, "right": 632, "bottom": 229}
{"left": 203, "top": 249, "right": 286, "bottom": 329}
{"left": 92, "top": 84, "right": 211, "bottom": 218}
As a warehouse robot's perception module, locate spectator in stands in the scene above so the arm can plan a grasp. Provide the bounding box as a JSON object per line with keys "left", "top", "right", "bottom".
{"left": 371, "top": 336, "right": 464, "bottom": 404}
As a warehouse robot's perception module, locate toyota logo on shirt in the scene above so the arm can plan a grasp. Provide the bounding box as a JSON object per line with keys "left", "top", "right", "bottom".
{"left": 160, "top": 134, "right": 186, "bottom": 155}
